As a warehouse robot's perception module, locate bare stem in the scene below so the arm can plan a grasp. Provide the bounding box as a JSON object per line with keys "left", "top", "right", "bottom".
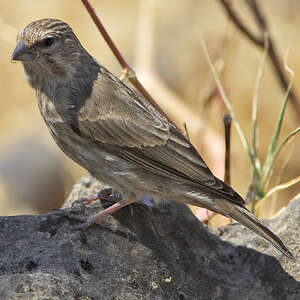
{"left": 223, "top": 114, "right": 232, "bottom": 185}
{"left": 81, "top": 0, "right": 128, "bottom": 69}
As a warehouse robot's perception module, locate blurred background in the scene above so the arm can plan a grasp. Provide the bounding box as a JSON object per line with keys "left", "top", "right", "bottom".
{"left": 0, "top": 0, "right": 299, "bottom": 224}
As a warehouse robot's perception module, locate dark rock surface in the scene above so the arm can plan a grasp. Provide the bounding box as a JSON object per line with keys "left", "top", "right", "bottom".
{"left": 0, "top": 175, "right": 299, "bottom": 299}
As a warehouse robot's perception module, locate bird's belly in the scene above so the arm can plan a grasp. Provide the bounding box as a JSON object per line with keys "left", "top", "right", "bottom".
{"left": 43, "top": 120, "right": 221, "bottom": 208}
{"left": 45, "top": 119, "right": 161, "bottom": 195}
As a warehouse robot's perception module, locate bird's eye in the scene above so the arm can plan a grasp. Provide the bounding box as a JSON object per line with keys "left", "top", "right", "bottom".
{"left": 43, "top": 37, "right": 54, "bottom": 48}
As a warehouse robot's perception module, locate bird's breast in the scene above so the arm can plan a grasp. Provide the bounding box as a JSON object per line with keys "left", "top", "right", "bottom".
{"left": 37, "top": 91, "right": 64, "bottom": 123}
{"left": 36, "top": 91, "right": 77, "bottom": 153}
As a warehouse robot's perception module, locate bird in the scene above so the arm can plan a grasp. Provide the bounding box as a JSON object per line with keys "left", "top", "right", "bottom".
{"left": 12, "top": 18, "right": 293, "bottom": 259}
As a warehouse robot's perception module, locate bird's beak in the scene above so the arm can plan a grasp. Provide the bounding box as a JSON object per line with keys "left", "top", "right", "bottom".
{"left": 12, "top": 41, "right": 34, "bottom": 62}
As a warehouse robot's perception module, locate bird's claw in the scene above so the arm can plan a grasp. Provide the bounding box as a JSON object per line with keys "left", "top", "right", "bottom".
{"left": 71, "top": 188, "right": 113, "bottom": 208}
{"left": 56, "top": 207, "right": 123, "bottom": 233}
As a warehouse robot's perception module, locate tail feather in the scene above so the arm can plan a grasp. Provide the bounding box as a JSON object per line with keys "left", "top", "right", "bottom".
{"left": 227, "top": 204, "right": 294, "bottom": 259}
{"left": 180, "top": 188, "right": 293, "bottom": 258}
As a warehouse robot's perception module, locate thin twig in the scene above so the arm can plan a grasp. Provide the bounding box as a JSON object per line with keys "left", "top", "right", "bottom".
{"left": 219, "top": 0, "right": 300, "bottom": 121}
{"left": 223, "top": 114, "right": 232, "bottom": 185}
{"left": 80, "top": 0, "right": 178, "bottom": 128}
{"left": 245, "top": 0, "right": 267, "bottom": 32}
{"left": 219, "top": 0, "right": 263, "bottom": 45}
{"left": 81, "top": 0, "right": 128, "bottom": 69}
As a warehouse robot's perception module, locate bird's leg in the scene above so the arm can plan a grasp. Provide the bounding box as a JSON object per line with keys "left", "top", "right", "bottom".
{"left": 73, "top": 188, "right": 154, "bottom": 210}
{"left": 62, "top": 189, "right": 153, "bottom": 231}
{"left": 83, "top": 198, "right": 136, "bottom": 229}
{"left": 71, "top": 188, "right": 113, "bottom": 207}
{"left": 62, "top": 196, "right": 137, "bottom": 231}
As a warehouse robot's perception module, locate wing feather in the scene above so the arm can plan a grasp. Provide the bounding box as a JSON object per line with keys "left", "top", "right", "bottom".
{"left": 75, "top": 68, "right": 244, "bottom": 205}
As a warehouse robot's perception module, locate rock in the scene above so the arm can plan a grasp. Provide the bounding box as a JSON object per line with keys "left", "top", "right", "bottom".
{"left": 0, "top": 174, "right": 299, "bottom": 299}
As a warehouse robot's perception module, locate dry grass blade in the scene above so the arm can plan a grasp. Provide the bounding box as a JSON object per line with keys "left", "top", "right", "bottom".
{"left": 200, "top": 38, "right": 258, "bottom": 176}
{"left": 251, "top": 33, "right": 269, "bottom": 170}
{"left": 261, "top": 47, "right": 295, "bottom": 191}
{"left": 261, "top": 176, "right": 300, "bottom": 202}
{"left": 249, "top": 33, "right": 269, "bottom": 210}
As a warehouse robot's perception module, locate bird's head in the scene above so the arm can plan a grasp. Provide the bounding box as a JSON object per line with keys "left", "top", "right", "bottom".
{"left": 12, "top": 18, "right": 89, "bottom": 88}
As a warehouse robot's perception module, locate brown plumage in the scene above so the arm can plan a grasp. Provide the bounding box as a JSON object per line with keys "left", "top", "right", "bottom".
{"left": 12, "top": 18, "right": 293, "bottom": 259}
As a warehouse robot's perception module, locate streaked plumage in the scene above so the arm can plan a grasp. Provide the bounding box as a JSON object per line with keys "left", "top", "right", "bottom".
{"left": 12, "top": 18, "right": 293, "bottom": 259}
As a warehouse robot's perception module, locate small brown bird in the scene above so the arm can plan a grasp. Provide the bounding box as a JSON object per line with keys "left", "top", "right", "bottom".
{"left": 12, "top": 18, "right": 293, "bottom": 258}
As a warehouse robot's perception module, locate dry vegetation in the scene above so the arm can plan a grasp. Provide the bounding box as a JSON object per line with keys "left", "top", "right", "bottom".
{"left": 0, "top": 0, "right": 299, "bottom": 221}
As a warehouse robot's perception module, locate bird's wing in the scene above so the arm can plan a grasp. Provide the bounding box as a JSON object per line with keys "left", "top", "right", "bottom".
{"left": 76, "top": 69, "right": 244, "bottom": 204}
{"left": 77, "top": 71, "right": 170, "bottom": 148}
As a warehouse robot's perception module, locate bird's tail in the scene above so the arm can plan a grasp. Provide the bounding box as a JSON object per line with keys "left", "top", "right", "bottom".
{"left": 220, "top": 201, "right": 294, "bottom": 259}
